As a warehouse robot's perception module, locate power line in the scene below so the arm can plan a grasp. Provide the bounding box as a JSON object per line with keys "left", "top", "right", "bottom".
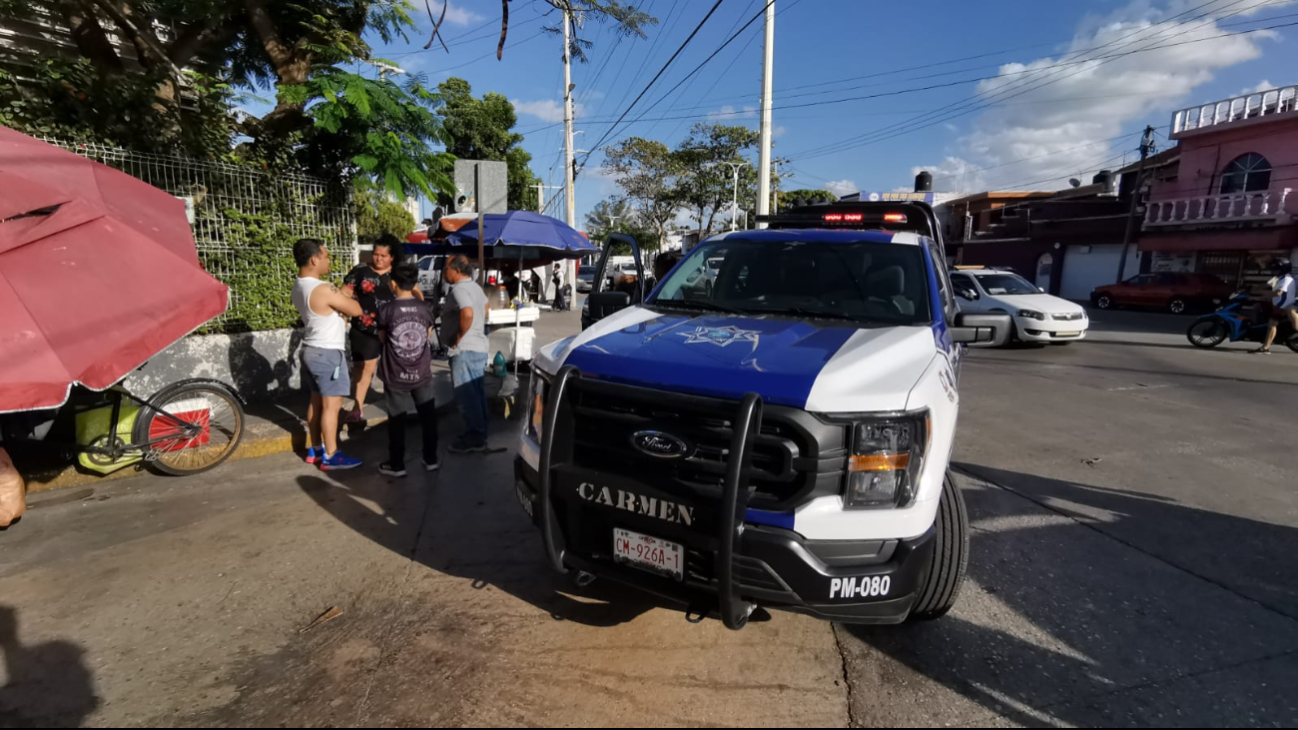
{"left": 579, "top": 0, "right": 730, "bottom": 168}
{"left": 791, "top": 0, "right": 1281, "bottom": 161}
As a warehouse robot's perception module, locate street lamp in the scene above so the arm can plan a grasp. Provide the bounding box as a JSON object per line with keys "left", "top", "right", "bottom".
{"left": 717, "top": 161, "right": 749, "bottom": 232}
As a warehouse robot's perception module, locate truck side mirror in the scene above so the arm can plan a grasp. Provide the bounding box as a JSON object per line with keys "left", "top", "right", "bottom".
{"left": 950, "top": 312, "right": 1011, "bottom": 347}
{"left": 955, "top": 286, "right": 979, "bottom": 301}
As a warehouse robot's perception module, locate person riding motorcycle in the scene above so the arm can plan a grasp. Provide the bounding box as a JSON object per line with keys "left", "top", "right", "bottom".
{"left": 1253, "top": 257, "right": 1297, "bottom": 355}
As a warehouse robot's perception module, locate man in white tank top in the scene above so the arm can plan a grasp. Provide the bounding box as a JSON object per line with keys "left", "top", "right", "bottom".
{"left": 292, "top": 238, "right": 365, "bottom": 470}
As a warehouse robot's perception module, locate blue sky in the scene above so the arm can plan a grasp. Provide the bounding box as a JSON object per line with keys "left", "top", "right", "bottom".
{"left": 367, "top": 0, "right": 1298, "bottom": 227}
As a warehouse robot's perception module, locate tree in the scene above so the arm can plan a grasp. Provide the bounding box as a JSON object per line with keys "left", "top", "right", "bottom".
{"left": 0, "top": 0, "right": 456, "bottom": 200}
{"left": 496, "top": 1, "right": 656, "bottom": 63}
{"left": 671, "top": 123, "right": 760, "bottom": 234}
{"left": 435, "top": 77, "right": 539, "bottom": 211}
{"left": 602, "top": 137, "right": 680, "bottom": 242}
{"left": 782, "top": 189, "right": 838, "bottom": 206}
{"left": 353, "top": 188, "right": 416, "bottom": 244}
{"left": 585, "top": 197, "right": 659, "bottom": 254}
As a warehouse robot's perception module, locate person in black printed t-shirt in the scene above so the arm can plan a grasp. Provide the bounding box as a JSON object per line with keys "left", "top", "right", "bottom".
{"left": 342, "top": 235, "right": 422, "bottom": 424}
{"left": 375, "top": 263, "right": 438, "bottom": 477}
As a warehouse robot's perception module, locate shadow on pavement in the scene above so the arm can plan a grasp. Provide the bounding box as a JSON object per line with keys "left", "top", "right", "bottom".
{"left": 848, "top": 465, "right": 1298, "bottom": 727}
{"left": 0, "top": 606, "right": 98, "bottom": 728}
{"left": 296, "top": 378, "right": 653, "bottom": 629}
{"left": 970, "top": 354, "right": 1298, "bottom": 387}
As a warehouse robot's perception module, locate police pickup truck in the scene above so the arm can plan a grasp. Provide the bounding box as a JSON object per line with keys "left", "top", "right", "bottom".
{"left": 514, "top": 201, "right": 1011, "bottom": 629}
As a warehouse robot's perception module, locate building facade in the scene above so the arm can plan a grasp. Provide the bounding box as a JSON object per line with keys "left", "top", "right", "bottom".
{"left": 1139, "top": 84, "right": 1298, "bottom": 287}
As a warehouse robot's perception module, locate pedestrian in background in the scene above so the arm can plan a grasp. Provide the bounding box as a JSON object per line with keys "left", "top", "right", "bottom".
{"left": 342, "top": 235, "right": 421, "bottom": 423}
{"left": 291, "top": 238, "right": 364, "bottom": 470}
{"left": 551, "top": 263, "right": 567, "bottom": 311}
{"left": 441, "top": 255, "right": 490, "bottom": 453}
{"left": 376, "top": 263, "right": 439, "bottom": 477}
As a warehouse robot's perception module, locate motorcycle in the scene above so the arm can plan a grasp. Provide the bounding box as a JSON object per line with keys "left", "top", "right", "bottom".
{"left": 1186, "top": 293, "right": 1298, "bottom": 352}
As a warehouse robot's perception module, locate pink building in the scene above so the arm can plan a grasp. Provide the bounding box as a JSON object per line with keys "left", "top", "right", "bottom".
{"left": 1140, "top": 84, "right": 1298, "bottom": 286}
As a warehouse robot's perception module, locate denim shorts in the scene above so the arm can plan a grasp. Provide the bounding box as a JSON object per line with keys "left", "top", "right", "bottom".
{"left": 301, "top": 346, "right": 350, "bottom": 397}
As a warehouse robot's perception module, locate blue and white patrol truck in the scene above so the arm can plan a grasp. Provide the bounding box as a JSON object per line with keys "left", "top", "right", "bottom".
{"left": 514, "top": 201, "right": 1011, "bottom": 629}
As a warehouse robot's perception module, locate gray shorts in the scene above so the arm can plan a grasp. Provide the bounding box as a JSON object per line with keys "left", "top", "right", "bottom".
{"left": 386, "top": 380, "right": 438, "bottom": 416}
{"left": 301, "top": 346, "right": 350, "bottom": 397}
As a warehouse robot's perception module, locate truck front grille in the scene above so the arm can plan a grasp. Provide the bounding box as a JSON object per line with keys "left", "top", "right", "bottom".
{"left": 566, "top": 379, "right": 847, "bottom": 510}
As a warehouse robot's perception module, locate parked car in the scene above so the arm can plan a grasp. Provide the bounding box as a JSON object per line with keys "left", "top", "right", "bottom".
{"left": 576, "top": 265, "right": 597, "bottom": 293}
{"left": 951, "top": 268, "right": 1089, "bottom": 345}
{"left": 416, "top": 255, "right": 445, "bottom": 298}
{"left": 1090, "top": 272, "right": 1233, "bottom": 314}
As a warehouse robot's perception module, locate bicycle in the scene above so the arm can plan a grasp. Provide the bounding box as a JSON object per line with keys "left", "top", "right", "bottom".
{"left": 5, "top": 378, "right": 245, "bottom": 477}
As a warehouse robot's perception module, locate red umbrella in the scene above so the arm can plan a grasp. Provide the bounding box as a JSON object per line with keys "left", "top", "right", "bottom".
{"left": 0, "top": 126, "right": 229, "bottom": 413}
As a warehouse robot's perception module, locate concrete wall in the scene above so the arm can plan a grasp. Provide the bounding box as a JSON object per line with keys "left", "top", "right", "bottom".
{"left": 124, "top": 329, "right": 306, "bottom": 403}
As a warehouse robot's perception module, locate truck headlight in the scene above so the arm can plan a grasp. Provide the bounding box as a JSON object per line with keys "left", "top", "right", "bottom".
{"left": 1017, "top": 309, "right": 1045, "bottom": 321}
{"left": 844, "top": 412, "right": 928, "bottom": 509}
{"left": 527, "top": 375, "right": 548, "bottom": 441}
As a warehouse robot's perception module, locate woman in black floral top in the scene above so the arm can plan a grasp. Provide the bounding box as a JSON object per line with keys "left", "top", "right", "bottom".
{"left": 342, "top": 236, "right": 422, "bottom": 422}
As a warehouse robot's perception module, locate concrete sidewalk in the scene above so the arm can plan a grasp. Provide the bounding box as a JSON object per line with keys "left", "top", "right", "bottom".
{"left": 17, "top": 307, "right": 581, "bottom": 496}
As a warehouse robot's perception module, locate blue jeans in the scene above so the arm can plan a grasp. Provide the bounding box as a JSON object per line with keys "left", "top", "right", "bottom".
{"left": 450, "top": 351, "right": 489, "bottom": 446}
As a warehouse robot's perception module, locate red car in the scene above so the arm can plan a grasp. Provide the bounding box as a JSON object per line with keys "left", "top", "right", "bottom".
{"left": 1091, "top": 272, "right": 1234, "bottom": 314}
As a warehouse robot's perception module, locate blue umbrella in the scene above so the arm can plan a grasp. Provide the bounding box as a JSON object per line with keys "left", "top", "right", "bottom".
{"left": 445, "top": 210, "right": 597, "bottom": 257}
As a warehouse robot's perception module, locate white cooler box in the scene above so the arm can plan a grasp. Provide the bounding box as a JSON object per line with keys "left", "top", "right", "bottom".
{"left": 487, "top": 326, "right": 536, "bottom": 363}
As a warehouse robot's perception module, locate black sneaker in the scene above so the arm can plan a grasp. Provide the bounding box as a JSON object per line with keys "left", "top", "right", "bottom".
{"left": 423, "top": 459, "right": 441, "bottom": 472}
{"left": 449, "top": 440, "right": 488, "bottom": 454}
{"left": 379, "top": 461, "right": 407, "bottom": 478}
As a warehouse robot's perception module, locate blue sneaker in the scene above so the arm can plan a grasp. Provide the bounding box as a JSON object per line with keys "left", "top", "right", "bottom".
{"left": 320, "top": 451, "right": 363, "bottom": 471}
{"left": 305, "top": 445, "right": 322, "bottom": 465}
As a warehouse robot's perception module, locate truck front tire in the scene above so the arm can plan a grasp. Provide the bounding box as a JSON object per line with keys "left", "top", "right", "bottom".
{"left": 908, "top": 470, "right": 969, "bottom": 621}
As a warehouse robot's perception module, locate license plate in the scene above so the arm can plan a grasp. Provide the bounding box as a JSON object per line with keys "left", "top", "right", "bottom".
{"left": 613, "top": 528, "right": 684, "bottom": 581}
{"left": 1056, "top": 331, "right": 1081, "bottom": 337}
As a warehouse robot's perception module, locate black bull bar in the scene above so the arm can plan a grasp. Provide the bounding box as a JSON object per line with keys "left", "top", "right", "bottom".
{"left": 538, "top": 364, "right": 765, "bottom": 630}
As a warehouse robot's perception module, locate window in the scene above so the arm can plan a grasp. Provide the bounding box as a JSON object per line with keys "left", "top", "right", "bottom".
{"left": 1219, "top": 153, "right": 1272, "bottom": 194}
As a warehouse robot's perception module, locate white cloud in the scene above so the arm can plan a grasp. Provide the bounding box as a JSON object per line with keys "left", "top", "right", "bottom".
{"left": 512, "top": 98, "right": 586, "bottom": 123}
{"left": 916, "top": 0, "right": 1292, "bottom": 191}
{"left": 1241, "top": 79, "right": 1276, "bottom": 95}
{"left": 428, "top": 2, "right": 484, "bottom": 26}
{"left": 707, "top": 104, "right": 758, "bottom": 121}
{"left": 824, "top": 179, "right": 858, "bottom": 198}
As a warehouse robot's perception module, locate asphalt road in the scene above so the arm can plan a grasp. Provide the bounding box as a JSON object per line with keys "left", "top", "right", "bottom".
{"left": 2, "top": 308, "right": 1296, "bottom": 727}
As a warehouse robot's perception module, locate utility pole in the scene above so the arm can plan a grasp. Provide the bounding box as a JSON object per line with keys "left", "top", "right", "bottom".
{"left": 1116, "top": 125, "right": 1156, "bottom": 284}
{"left": 562, "top": 4, "right": 577, "bottom": 229}
{"left": 534, "top": 183, "right": 561, "bottom": 214}
{"left": 721, "top": 161, "right": 748, "bottom": 232}
{"left": 755, "top": 0, "right": 775, "bottom": 229}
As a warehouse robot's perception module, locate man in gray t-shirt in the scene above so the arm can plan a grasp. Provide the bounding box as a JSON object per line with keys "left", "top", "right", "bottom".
{"left": 442, "top": 255, "right": 491, "bottom": 452}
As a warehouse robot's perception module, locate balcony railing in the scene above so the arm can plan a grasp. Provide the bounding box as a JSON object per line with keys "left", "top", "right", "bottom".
{"left": 1172, "top": 86, "right": 1298, "bottom": 136}
{"left": 1145, "top": 188, "right": 1292, "bottom": 227}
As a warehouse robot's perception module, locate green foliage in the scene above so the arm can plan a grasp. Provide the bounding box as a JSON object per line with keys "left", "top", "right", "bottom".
{"left": 672, "top": 123, "right": 760, "bottom": 233}
{"left": 783, "top": 189, "right": 838, "bottom": 206}
{"left": 538, "top": 1, "right": 657, "bottom": 63}
{"left": 586, "top": 197, "right": 660, "bottom": 254}
{"left": 354, "top": 189, "right": 416, "bottom": 244}
{"left": 289, "top": 68, "right": 455, "bottom": 200}
{"left": 0, "top": 61, "right": 237, "bottom": 159}
{"left": 602, "top": 137, "right": 680, "bottom": 239}
{"left": 197, "top": 205, "right": 349, "bottom": 334}
{"left": 435, "top": 77, "right": 539, "bottom": 210}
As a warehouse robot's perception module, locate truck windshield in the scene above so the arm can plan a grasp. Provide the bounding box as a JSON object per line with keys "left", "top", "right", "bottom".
{"left": 649, "top": 239, "right": 932, "bottom": 325}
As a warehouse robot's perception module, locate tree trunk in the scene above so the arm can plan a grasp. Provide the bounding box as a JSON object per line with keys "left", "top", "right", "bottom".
{"left": 57, "top": 0, "right": 124, "bottom": 74}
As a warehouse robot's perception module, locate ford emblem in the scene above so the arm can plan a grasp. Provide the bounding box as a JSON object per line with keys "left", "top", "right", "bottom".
{"left": 630, "top": 430, "right": 691, "bottom": 459}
